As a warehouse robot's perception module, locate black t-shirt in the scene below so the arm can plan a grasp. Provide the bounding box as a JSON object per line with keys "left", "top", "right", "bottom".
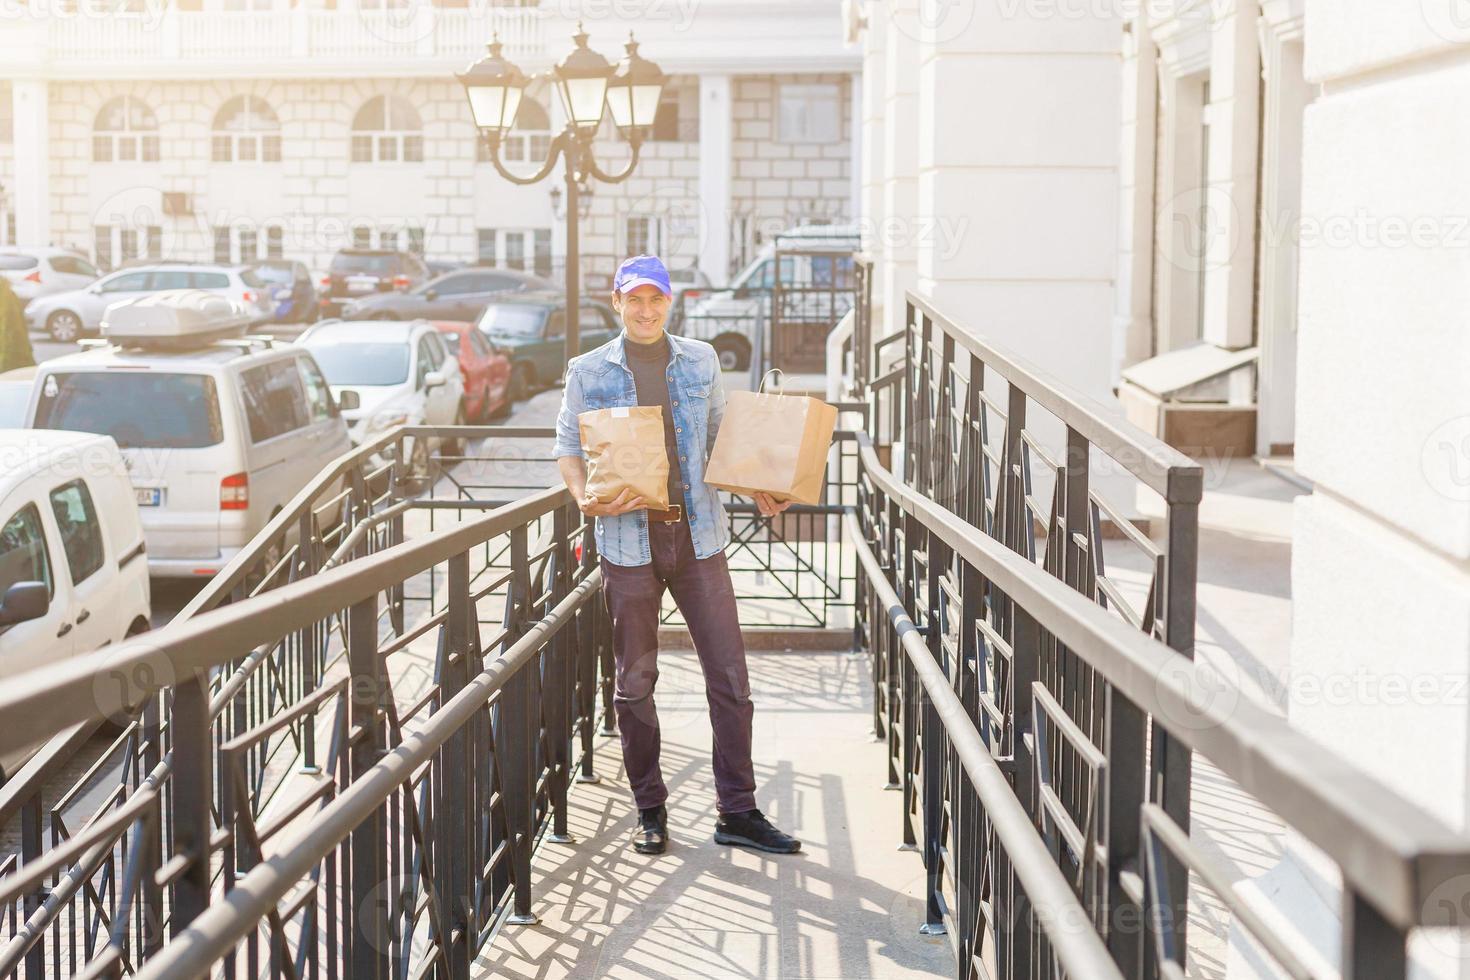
{"left": 625, "top": 332, "right": 683, "bottom": 508}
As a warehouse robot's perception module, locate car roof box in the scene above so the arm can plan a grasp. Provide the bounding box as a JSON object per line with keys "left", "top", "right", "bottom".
{"left": 102, "top": 289, "right": 251, "bottom": 349}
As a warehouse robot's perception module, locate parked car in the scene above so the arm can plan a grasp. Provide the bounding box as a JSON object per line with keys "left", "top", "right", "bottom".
{"left": 0, "top": 248, "right": 101, "bottom": 308}
{"left": 425, "top": 259, "right": 464, "bottom": 278}
{"left": 252, "top": 259, "right": 319, "bottom": 326}
{"left": 475, "top": 293, "right": 621, "bottom": 401}
{"left": 298, "top": 319, "right": 467, "bottom": 470}
{"left": 23, "top": 264, "right": 274, "bottom": 342}
{"left": 668, "top": 265, "right": 712, "bottom": 304}
{"left": 27, "top": 290, "right": 355, "bottom": 578}
{"left": 340, "top": 268, "right": 552, "bottom": 322}
{"left": 0, "top": 429, "right": 152, "bottom": 775}
{"left": 680, "top": 224, "right": 859, "bottom": 370}
{"left": 431, "top": 320, "right": 511, "bottom": 423}
{"left": 0, "top": 367, "right": 36, "bottom": 428}
{"left": 318, "top": 249, "right": 431, "bottom": 318}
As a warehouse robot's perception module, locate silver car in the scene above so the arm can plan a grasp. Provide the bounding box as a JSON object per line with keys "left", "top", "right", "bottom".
{"left": 23, "top": 263, "right": 273, "bottom": 342}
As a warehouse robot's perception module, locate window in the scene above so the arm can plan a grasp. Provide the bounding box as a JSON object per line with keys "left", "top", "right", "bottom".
{"left": 477, "top": 228, "right": 497, "bottom": 265}
{"left": 297, "top": 357, "right": 334, "bottom": 423}
{"left": 240, "top": 360, "right": 309, "bottom": 442}
{"left": 776, "top": 83, "right": 839, "bottom": 143}
{"left": 431, "top": 274, "right": 474, "bottom": 297}
{"left": 148, "top": 269, "right": 193, "bottom": 289}
{"left": 351, "top": 95, "right": 423, "bottom": 164}
{"left": 266, "top": 226, "right": 284, "bottom": 259}
{"left": 118, "top": 228, "right": 139, "bottom": 265}
{"left": 0, "top": 93, "right": 12, "bottom": 144}
{"left": 307, "top": 338, "right": 410, "bottom": 386}
{"left": 625, "top": 216, "right": 660, "bottom": 257}
{"left": 501, "top": 99, "right": 551, "bottom": 163}
{"left": 415, "top": 337, "right": 436, "bottom": 388}
{"left": 466, "top": 329, "right": 492, "bottom": 358}
{"left": 580, "top": 305, "right": 609, "bottom": 335}
{"left": 145, "top": 225, "right": 162, "bottom": 260}
{"left": 35, "top": 372, "right": 224, "bottom": 449}
{"left": 504, "top": 233, "right": 525, "bottom": 271}
{"left": 48, "top": 481, "right": 104, "bottom": 585}
{"left": 544, "top": 311, "right": 565, "bottom": 340}
{"left": 212, "top": 96, "right": 282, "bottom": 163}
{"left": 352, "top": 226, "right": 372, "bottom": 249}
{"left": 651, "top": 77, "right": 698, "bottom": 143}
{"left": 190, "top": 271, "right": 229, "bottom": 288}
{"left": 213, "top": 226, "right": 231, "bottom": 264}
{"left": 99, "top": 272, "right": 149, "bottom": 293}
{"left": 406, "top": 227, "right": 424, "bottom": 256}
{"left": 93, "top": 227, "right": 112, "bottom": 272}
{"left": 93, "top": 96, "right": 160, "bottom": 163}
{"left": 0, "top": 505, "right": 52, "bottom": 603}
{"left": 51, "top": 256, "right": 98, "bottom": 278}
{"left": 534, "top": 229, "right": 552, "bottom": 278}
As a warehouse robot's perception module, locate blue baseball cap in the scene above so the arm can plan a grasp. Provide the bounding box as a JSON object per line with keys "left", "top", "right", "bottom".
{"left": 613, "top": 254, "right": 672, "bottom": 297}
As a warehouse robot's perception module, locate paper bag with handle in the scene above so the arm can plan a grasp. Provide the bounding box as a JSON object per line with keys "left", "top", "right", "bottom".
{"left": 578, "top": 405, "right": 671, "bottom": 510}
{"left": 704, "top": 369, "right": 839, "bottom": 506}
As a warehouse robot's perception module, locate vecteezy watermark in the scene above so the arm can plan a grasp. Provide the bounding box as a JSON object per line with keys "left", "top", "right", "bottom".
{"left": 886, "top": 0, "right": 977, "bottom": 45}
{"left": 1421, "top": 873, "right": 1470, "bottom": 959}
{"left": 356, "top": 0, "right": 437, "bottom": 46}
{"left": 1420, "top": 0, "right": 1470, "bottom": 43}
{"left": 1421, "top": 416, "right": 1470, "bottom": 503}
{"left": 550, "top": 0, "right": 701, "bottom": 31}
{"left": 994, "top": 0, "right": 1237, "bottom": 22}
{"left": 1151, "top": 652, "right": 1240, "bottom": 733}
{"left": 1, "top": 0, "right": 171, "bottom": 29}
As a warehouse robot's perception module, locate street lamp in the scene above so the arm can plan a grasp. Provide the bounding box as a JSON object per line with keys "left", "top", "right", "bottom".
{"left": 459, "top": 27, "right": 666, "bottom": 366}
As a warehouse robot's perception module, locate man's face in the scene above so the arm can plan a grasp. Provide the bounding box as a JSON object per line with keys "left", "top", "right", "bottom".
{"left": 613, "top": 284, "right": 670, "bottom": 343}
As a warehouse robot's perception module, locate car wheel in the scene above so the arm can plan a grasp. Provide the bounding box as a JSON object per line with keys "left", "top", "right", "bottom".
{"left": 490, "top": 389, "right": 512, "bottom": 421}
{"left": 713, "top": 336, "right": 750, "bottom": 372}
{"left": 47, "top": 310, "right": 83, "bottom": 343}
{"left": 508, "top": 364, "right": 534, "bottom": 402}
{"left": 472, "top": 386, "right": 493, "bottom": 423}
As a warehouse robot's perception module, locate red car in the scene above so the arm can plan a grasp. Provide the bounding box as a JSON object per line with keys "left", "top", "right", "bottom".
{"left": 432, "top": 320, "right": 512, "bottom": 422}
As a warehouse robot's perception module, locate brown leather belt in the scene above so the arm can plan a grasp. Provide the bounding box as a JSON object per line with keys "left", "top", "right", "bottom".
{"left": 646, "top": 504, "right": 683, "bottom": 523}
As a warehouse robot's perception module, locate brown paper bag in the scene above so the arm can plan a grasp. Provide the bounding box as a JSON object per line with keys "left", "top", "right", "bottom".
{"left": 704, "top": 389, "right": 839, "bottom": 505}
{"left": 578, "top": 405, "right": 671, "bottom": 510}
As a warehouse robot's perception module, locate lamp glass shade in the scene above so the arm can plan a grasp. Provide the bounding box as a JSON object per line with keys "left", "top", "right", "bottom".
{"left": 558, "top": 75, "right": 608, "bottom": 129}
{"left": 466, "top": 83, "right": 522, "bottom": 134}
{"left": 605, "top": 81, "right": 634, "bottom": 132}
{"left": 630, "top": 82, "right": 662, "bottom": 129}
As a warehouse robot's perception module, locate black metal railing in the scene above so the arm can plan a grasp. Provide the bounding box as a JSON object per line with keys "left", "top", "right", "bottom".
{"left": 0, "top": 480, "right": 608, "bottom": 978}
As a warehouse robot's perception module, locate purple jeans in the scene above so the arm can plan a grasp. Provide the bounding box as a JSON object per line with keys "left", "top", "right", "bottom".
{"left": 599, "top": 519, "right": 757, "bottom": 815}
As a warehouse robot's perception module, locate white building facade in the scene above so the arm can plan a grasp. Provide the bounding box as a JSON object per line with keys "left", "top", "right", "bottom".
{"left": 0, "top": 1, "right": 860, "bottom": 286}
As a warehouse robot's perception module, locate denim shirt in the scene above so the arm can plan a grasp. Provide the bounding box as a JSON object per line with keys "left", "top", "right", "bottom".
{"left": 553, "top": 331, "right": 729, "bottom": 567}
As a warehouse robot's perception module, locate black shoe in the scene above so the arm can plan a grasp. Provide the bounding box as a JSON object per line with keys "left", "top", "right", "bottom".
{"left": 713, "top": 809, "right": 801, "bottom": 854}
{"left": 633, "top": 804, "right": 667, "bottom": 854}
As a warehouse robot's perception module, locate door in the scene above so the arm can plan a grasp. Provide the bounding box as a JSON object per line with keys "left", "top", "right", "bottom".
{"left": 297, "top": 355, "right": 352, "bottom": 475}
{"left": 537, "top": 310, "right": 566, "bottom": 383}
{"left": 50, "top": 254, "right": 101, "bottom": 293}
{"left": 238, "top": 359, "right": 312, "bottom": 531}
{"left": 579, "top": 305, "right": 617, "bottom": 354}
{"left": 46, "top": 479, "right": 114, "bottom": 654}
{"left": 0, "top": 501, "right": 69, "bottom": 675}
{"left": 415, "top": 334, "right": 455, "bottom": 425}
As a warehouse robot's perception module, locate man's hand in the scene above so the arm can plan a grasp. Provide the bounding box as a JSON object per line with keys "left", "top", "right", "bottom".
{"left": 580, "top": 486, "right": 646, "bottom": 517}
{"left": 752, "top": 491, "right": 792, "bottom": 518}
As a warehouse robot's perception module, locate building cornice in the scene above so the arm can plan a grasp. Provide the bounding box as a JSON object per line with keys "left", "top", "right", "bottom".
{"left": 1258, "top": 0, "right": 1305, "bottom": 43}
{"left": 1149, "top": 0, "right": 1213, "bottom": 78}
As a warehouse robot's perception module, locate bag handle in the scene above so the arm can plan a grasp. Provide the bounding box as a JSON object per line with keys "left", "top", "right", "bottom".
{"left": 758, "top": 368, "right": 784, "bottom": 395}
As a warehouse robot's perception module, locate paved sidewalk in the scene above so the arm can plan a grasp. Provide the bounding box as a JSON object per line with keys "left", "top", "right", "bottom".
{"left": 472, "top": 649, "right": 952, "bottom": 980}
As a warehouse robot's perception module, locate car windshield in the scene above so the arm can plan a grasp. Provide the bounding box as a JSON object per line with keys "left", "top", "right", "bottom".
{"left": 0, "top": 255, "right": 38, "bottom": 272}
{"left": 478, "top": 305, "right": 547, "bottom": 338}
{"left": 34, "top": 372, "right": 224, "bottom": 449}
{"left": 331, "top": 253, "right": 395, "bottom": 275}
{"left": 0, "top": 382, "right": 31, "bottom": 428}
{"left": 306, "top": 340, "right": 410, "bottom": 386}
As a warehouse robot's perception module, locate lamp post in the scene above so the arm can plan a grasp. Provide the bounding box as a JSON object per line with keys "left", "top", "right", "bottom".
{"left": 459, "top": 27, "right": 666, "bottom": 366}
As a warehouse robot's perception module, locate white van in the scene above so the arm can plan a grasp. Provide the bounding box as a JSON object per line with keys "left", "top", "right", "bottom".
{"left": 25, "top": 291, "right": 355, "bottom": 578}
{"left": 0, "top": 431, "right": 151, "bottom": 775}
{"left": 679, "top": 224, "right": 860, "bottom": 370}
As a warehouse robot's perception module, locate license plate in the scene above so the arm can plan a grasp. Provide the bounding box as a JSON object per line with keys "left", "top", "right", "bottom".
{"left": 135, "top": 487, "right": 161, "bottom": 507}
{"left": 346, "top": 278, "right": 376, "bottom": 294}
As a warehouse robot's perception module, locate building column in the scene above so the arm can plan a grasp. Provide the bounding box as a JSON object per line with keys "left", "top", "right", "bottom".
{"left": 857, "top": 7, "right": 887, "bottom": 342}
{"left": 1200, "top": 0, "right": 1261, "bottom": 352}
{"left": 1229, "top": 5, "right": 1470, "bottom": 976}
{"left": 12, "top": 81, "right": 50, "bottom": 248}
{"left": 879, "top": 1, "right": 918, "bottom": 341}
{"left": 848, "top": 70, "right": 861, "bottom": 224}
{"left": 1253, "top": 0, "right": 1310, "bottom": 457}
{"left": 1115, "top": 10, "right": 1160, "bottom": 376}
{"left": 697, "top": 73, "right": 732, "bottom": 286}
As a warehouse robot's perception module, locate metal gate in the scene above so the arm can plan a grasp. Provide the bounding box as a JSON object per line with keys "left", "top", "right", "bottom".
{"left": 769, "top": 248, "right": 857, "bottom": 373}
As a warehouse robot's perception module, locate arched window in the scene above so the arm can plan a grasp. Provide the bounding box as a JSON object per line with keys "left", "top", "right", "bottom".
{"left": 351, "top": 95, "right": 423, "bottom": 164}
{"left": 212, "top": 96, "right": 281, "bottom": 163}
{"left": 92, "top": 96, "right": 159, "bottom": 163}
{"left": 475, "top": 97, "right": 550, "bottom": 165}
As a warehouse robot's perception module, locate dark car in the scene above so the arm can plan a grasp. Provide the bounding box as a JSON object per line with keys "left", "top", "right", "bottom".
{"left": 475, "top": 293, "right": 621, "bottom": 401}
{"left": 340, "top": 268, "right": 552, "bottom": 322}
{"left": 431, "top": 320, "right": 512, "bottom": 422}
{"left": 253, "top": 259, "right": 318, "bottom": 325}
{"left": 319, "top": 249, "right": 431, "bottom": 318}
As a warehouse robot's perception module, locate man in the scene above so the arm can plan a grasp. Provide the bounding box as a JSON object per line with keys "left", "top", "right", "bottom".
{"left": 0, "top": 278, "right": 36, "bottom": 374}
{"left": 553, "top": 254, "right": 801, "bottom": 856}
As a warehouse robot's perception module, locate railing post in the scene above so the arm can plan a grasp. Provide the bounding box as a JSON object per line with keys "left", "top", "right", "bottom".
{"left": 170, "top": 674, "right": 213, "bottom": 936}
{"left": 434, "top": 551, "right": 473, "bottom": 978}
{"left": 1341, "top": 891, "right": 1406, "bottom": 980}
{"left": 141, "top": 693, "right": 165, "bottom": 959}
{"left": 576, "top": 522, "right": 602, "bottom": 782}
{"left": 919, "top": 528, "right": 946, "bottom": 937}
{"left": 299, "top": 509, "right": 321, "bottom": 774}
{"left": 20, "top": 792, "right": 42, "bottom": 980}
{"left": 347, "top": 591, "right": 389, "bottom": 980}
{"left": 500, "top": 525, "right": 540, "bottom": 926}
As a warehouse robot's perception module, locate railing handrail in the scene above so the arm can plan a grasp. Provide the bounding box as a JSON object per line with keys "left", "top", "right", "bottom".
{"left": 845, "top": 509, "right": 1125, "bottom": 979}
{"left": 0, "top": 483, "right": 570, "bottom": 757}
{"left": 129, "top": 570, "right": 601, "bottom": 980}
{"left": 904, "top": 290, "right": 1202, "bottom": 504}
{"left": 853, "top": 432, "right": 1470, "bottom": 929}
